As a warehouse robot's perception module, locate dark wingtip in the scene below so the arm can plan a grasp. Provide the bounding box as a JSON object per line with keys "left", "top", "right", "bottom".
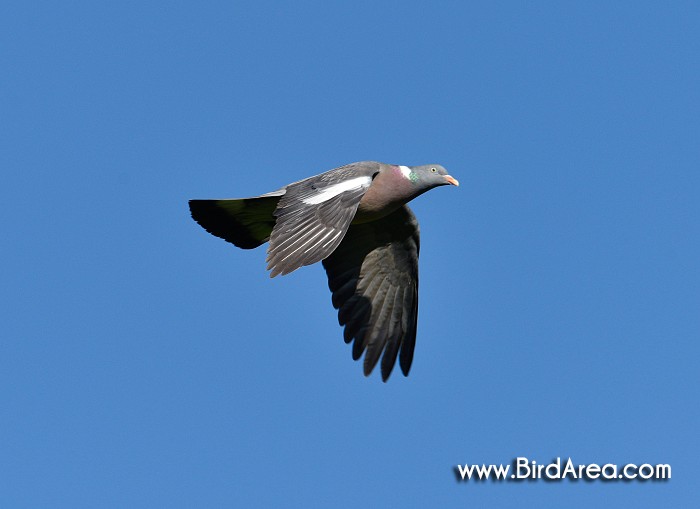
{"left": 380, "top": 357, "right": 399, "bottom": 382}
{"left": 399, "top": 356, "right": 412, "bottom": 377}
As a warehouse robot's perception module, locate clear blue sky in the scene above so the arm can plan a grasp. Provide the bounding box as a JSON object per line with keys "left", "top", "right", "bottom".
{"left": 2, "top": 1, "right": 698, "bottom": 507}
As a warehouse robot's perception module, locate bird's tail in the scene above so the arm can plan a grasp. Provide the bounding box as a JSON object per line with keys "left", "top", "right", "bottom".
{"left": 188, "top": 192, "right": 283, "bottom": 249}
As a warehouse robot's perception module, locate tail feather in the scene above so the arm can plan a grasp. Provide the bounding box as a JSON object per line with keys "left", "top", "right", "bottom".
{"left": 189, "top": 194, "right": 283, "bottom": 249}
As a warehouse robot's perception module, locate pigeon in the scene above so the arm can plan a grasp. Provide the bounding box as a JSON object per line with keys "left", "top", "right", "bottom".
{"left": 189, "top": 161, "right": 458, "bottom": 381}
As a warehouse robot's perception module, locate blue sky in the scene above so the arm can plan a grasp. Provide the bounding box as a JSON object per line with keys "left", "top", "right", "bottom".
{"left": 2, "top": 1, "right": 698, "bottom": 507}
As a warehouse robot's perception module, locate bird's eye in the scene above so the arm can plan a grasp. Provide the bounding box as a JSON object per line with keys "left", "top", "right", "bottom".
{"left": 431, "top": 167, "right": 437, "bottom": 173}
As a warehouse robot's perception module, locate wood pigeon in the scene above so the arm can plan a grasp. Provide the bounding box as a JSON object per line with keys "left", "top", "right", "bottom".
{"left": 189, "top": 161, "right": 458, "bottom": 381}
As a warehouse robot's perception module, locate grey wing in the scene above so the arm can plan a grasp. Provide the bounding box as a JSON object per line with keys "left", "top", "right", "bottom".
{"left": 266, "top": 164, "right": 377, "bottom": 277}
{"left": 322, "top": 205, "right": 420, "bottom": 381}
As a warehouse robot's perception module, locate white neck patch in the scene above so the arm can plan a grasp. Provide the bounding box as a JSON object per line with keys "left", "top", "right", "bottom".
{"left": 302, "top": 175, "right": 372, "bottom": 205}
{"left": 398, "top": 165, "right": 412, "bottom": 180}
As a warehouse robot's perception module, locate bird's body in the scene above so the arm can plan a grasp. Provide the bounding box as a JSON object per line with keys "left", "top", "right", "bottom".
{"left": 189, "top": 161, "right": 458, "bottom": 380}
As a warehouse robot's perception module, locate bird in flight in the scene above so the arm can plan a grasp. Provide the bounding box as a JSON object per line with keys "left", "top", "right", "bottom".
{"left": 189, "top": 161, "right": 458, "bottom": 381}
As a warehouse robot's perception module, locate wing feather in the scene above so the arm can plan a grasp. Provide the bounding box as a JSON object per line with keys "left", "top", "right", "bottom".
{"left": 322, "top": 205, "right": 420, "bottom": 381}
{"left": 266, "top": 163, "right": 379, "bottom": 277}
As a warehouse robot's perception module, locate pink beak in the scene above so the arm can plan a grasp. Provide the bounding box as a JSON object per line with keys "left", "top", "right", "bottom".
{"left": 444, "top": 175, "right": 459, "bottom": 186}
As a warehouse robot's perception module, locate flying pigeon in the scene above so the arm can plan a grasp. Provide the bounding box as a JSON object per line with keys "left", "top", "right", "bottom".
{"left": 189, "top": 161, "right": 458, "bottom": 381}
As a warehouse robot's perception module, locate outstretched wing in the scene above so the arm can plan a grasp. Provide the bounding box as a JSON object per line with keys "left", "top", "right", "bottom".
{"left": 266, "top": 163, "right": 378, "bottom": 277}
{"left": 322, "top": 205, "right": 420, "bottom": 381}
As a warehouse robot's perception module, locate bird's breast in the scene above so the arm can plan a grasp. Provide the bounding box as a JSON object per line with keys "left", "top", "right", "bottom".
{"left": 352, "top": 171, "right": 412, "bottom": 224}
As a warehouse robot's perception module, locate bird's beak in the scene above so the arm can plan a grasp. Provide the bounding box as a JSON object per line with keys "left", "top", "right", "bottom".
{"left": 444, "top": 175, "right": 459, "bottom": 186}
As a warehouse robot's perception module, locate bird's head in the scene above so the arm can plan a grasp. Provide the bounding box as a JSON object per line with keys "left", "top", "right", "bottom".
{"left": 409, "top": 164, "right": 458, "bottom": 188}
{"left": 395, "top": 164, "right": 459, "bottom": 195}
